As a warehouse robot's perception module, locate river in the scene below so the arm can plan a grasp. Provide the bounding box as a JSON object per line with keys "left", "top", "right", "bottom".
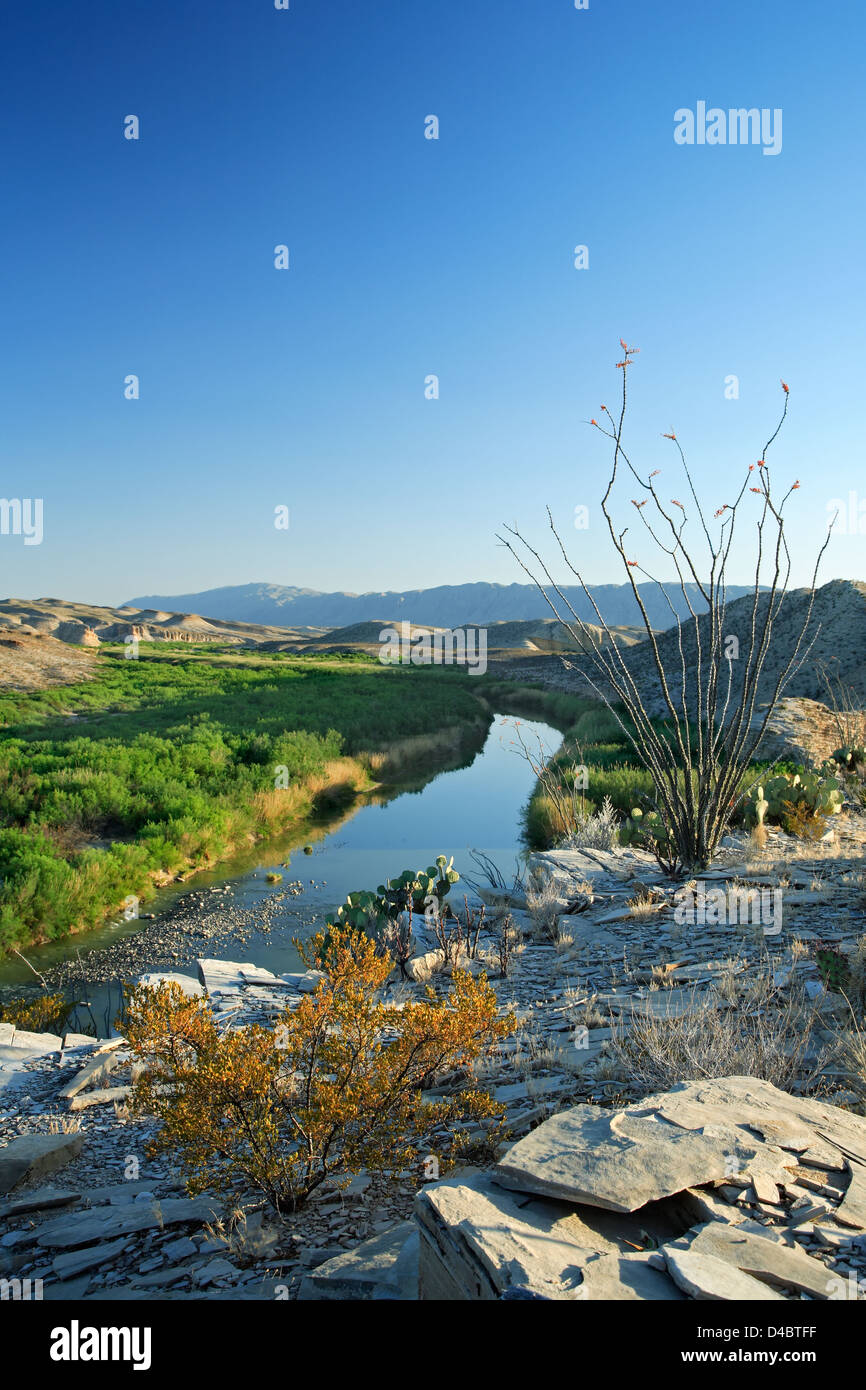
{"left": 0, "top": 711, "right": 561, "bottom": 1027}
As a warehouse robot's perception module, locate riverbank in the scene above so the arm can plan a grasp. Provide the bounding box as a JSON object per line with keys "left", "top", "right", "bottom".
{"left": 0, "top": 650, "right": 493, "bottom": 956}
{"left": 0, "top": 706, "right": 564, "bottom": 1013}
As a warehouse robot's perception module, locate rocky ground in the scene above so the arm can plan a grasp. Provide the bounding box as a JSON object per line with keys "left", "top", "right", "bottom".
{"left": 35, "top": 875, "right": 324, "bottom": 994}
{"left": 2, "top": 817, "right": 866, "bottom": 1301}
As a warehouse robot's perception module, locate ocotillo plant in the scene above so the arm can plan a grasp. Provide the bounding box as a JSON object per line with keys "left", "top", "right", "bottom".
{"left": 500, "top": 342, "right": 833, "bottom": 870}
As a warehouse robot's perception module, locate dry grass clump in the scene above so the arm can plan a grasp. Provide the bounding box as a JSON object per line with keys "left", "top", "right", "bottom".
{"left": 627, "top": 884, "right": 666, "bottom": 918}
{"left": 566, "top": 992, "right": 609, "bottom": 1030}
{"left": 606, "top": 974, "right": 830, "bottom": 1097}
{"left": 525, "top": 876, "right": 563, "bottom": 942}
{"left": 510, "top": 1026, "right": 562, "bottom": 1078}
{"left": 838, "top": 1017, "right": 866, "bottom": 1108}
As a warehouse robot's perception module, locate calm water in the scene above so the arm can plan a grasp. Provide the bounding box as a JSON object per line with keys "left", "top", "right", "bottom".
{"left": 0, "top": 712, "right": 561, "bottom": 1007}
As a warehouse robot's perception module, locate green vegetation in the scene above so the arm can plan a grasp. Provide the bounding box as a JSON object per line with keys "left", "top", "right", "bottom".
{"left": 0, "top": 648, "right": 488, "bottom": 954}
{"left": 479, "top": 680, "right": 796, "bottom": 853}
{"left": 745, "top": 770, "right": 843, "bottom": 833}
{"left": 324, "top": 855, "right": 460, "bottom": 942}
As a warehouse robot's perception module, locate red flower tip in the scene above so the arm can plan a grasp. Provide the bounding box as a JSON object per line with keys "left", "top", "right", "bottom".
{"left": 757, "top": 459, "right": 766, "bottom": 467}
{"left": 748, "top": 463, "right": 755, "bottom": 471}
{"left": 631, "top": 499, "right": 647, "bottom": 508}
{"left": 750, "top": 486, "right": 762, "bottom": 493}
{"left": 714, "top": 506, "right": 728, "bottom": 517}
{"left": 649, "top": 469, "right": 660, "bottom": 478}
{"left": 620, "top": 338, "right": 628, "bottom": 350}
{"left": 626, "top": 559, "right": 638, "bottom": 567}
{"left": 781, "top": 380, "right": 789, "bottom": 393}
{"left": 662, "top": 432, "right": 677, "bottom": 441}
{"left": 591, "top": 418, "right": 598, "bottom": 426}
{"left": 792, "top": 480, "right": 800, "bottom": 489}
{"left": 671, "top": 499, "right": 684, "bottom": 508}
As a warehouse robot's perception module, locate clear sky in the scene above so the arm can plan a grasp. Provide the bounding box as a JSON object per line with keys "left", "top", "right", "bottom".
{"left": 1, "top": 0, "right": 863, "bottom": 607}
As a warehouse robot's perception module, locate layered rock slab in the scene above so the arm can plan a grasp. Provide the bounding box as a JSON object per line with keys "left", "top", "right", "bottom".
{"left": 415, "top": 1172, "right": 688, "bottom": 1300}
{"left": 495, "top": 1075, "right": 866, "bottom": 1214}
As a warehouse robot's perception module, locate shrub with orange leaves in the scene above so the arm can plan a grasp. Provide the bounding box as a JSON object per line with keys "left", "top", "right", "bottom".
{"left": 124, "top": 925, "right": 514, "bottom": 1214}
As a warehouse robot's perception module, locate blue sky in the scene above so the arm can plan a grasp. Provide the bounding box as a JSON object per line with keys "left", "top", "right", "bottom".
{"left": 1, "top": 0, "right": 863, "bottom": 606}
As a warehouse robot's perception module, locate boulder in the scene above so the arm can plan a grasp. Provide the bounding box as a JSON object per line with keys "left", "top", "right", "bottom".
{"left": 0, "top": 1134, "right": 85, "bottom": 1194}
{"left": 297, "top": 1222, "right": 419, "bottom": 1300}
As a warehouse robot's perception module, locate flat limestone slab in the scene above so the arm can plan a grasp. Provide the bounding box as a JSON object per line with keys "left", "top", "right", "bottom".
{"left": 0, "top": 1187, "right": 81, "bottom": 1219}
{"left": 578, "top": 1251, "right": 687, "bottom": 1301}
{"left": 36, "top": 1195, "right": 221, "bottom": 1249}
{"left": 665, "top": 1247, "right": 786, "bottom": 1301}
{"left": 61, "top": 1033, "right": 102, "bottom": 1051}
{"left": 297, "top": 1222, "right": 419, "bottom": 1300}
{"left": 279, "top": 970, "right": 325, "bottom": 993}
{"left": 0, "top": 1134, "right": 85, "bottom": 1195}
{"left": 53, "top": 1236, "right": 130, "bottom": 1280}
{"left": 195, "top": 959, "right": 255, "bottom": 994}
{"left": 58, "top": 1050, "right": 119, "bottom": 1100}
{"left": 642, "top": 1075, "right": 866, "bottom": 1162}
{"left": 495, "top": 1106, "right": 750, "bottom": 1213}
{"left": 495, "top": 1076, "right": 866, "bottom": 1218}
{"left": 10, "top": 1029, "right": 62, "bottom": 1053}
{"left": 69, "top": 1085, "right": 132, "bottom": 1112}
{"left": 835, "top": 1162, "right": 866, "bottom": 1230}
{"left": 138, "top": 971, "right": 204, "bottom": 997}
{"left": 667, "top": 1221, "right": 834, "bottom": 1300}
{"left": 531, "top": 847, "right": 658, "bottom": 885}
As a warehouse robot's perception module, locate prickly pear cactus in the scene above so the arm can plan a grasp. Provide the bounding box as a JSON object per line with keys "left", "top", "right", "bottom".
{"left": 814, "top": 942, "right": 852, "bottom": 994}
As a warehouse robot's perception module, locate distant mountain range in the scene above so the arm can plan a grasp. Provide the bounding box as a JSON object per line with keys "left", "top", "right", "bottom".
{"left": 121, "top": 581, "right": 759, "bottom": 632}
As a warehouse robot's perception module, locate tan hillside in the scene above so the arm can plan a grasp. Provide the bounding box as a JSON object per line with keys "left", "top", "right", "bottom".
{"left": 526, "top": 579, "right": 866, "bottom": 726}
{"left": 0, "top": 630, "right": 97, "bottom": 693}
{"left": 620, "top": 578, "right": 866, "bottom": 717}
{"left": 0, "top": 597, "right": 326, "bottom": 649}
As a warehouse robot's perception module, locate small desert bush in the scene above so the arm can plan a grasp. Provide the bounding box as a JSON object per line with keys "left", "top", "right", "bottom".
{"left": 124, "top": 924, "right": 514, "bottom": 1214}
{"left": 780, "top": 799, "right": 828, "bottom": 841}
{"left": 561, "top": 795, "right": 620, "bottom": 851}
